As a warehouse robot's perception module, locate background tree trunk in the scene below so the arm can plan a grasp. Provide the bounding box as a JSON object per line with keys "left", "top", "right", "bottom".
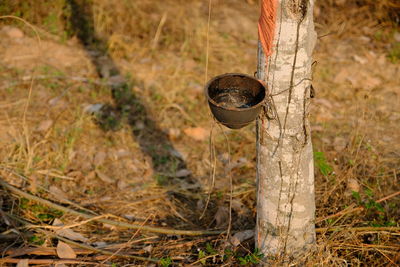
{"left": 256, "top": 0, "right": 317, "bottom": 263}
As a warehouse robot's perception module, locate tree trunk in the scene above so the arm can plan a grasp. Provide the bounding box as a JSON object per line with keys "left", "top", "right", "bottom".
{"left": 256, "top": 0, "right": 317, "bottom": 263}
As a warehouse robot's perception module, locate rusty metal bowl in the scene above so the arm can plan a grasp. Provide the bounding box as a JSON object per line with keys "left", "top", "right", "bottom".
{"left": 205, "top": 73, "right": 267, "bottom": 129}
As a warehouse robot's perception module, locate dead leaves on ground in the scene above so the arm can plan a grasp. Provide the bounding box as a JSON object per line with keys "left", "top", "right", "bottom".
{"left": 52, "top": 218, "right": 89, "bottom": 243}
{"left": 184, "top": 127, "right": 209, "bottom": 141}
{"left": 56, "top": 241, "right": 77, "bottom": 259}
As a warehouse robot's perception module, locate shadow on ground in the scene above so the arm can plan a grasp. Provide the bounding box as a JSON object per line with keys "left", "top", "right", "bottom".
{"left": 66, "top": 0, "right": 198, "bottom": 187}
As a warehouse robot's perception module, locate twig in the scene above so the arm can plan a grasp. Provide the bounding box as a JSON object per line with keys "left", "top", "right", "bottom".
{"left": 0, "top": 177, "right": 223, "bottom": 236}
{"left": 50, "top": 232, "right": 159, "bottom": 263}
{"left": 99, "top": 214, "right": 153, "bottom": 264}
{"left": 7, "top": 214, "right": 159, "bottom": 263}
{"left": 5, "top": 247, "right": 93, "bottom": 257}
{"left": 200, "top": 121, "right": 217, "bottom": 219}
{"left": 317, "top": 190, "right": 400, "bottom": 223}
{"left": 190, "top": 253, "right": 219, "bottom": 266}
{"left": 0, "top": 167, "right": 98, "bottom": 215}
{"left": 26, "top": 214, "right": 109, "bottom": 230}
{"left": 376, "top": 191, "right": 400, "bottom": 203}
{"left": 316, "top": 226, "right": 400, "bottom": 233}
{"left": 217, "top": 123, "right": 233, "bottom": 240}
{"left": 0, "top": 258, "right": 99, "bottom": 265}
{"left": 0, "top": 233, "right": 33, "bottom": 242}
{"left": 36, "top": 170, "right": 75, "bottom": 180}
{"left": 375, "top": 248, "right": 397, "bottom": 265}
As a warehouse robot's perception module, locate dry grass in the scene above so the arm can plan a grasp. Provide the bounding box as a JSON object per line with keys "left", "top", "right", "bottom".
{"left": 0, "top": 0, "right": 399, "bottom": 266}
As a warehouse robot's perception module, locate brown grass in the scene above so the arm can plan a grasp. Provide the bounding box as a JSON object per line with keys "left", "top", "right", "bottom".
{"left": 0, "top": 0, "right": 399, "bottom": 266}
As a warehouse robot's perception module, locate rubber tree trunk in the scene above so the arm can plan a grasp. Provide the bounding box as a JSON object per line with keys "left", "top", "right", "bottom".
{"left": 256, "top": 0, "right": 317, "bottom": 263}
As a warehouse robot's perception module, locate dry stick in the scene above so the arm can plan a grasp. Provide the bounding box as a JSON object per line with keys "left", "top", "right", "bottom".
{"left": 317, "top": 190, "right": 400, "bottom": 223}
{"left": 217, "top": 123, "right": 233, "bottom": 239}
{"left": 26, "top": 214, "right": 109, "bottom": 231}
{"left": 0, "top": 258, "right": 98, "bottom": 265}
{"left": 99, "top": 214, "right": 154, "bottom": 265}
{"left": 51, "top": 232, "right": 159, "bottom": 263}
{"left": 204, "top": 0, "right": 212, "bottom": 84}
{"left": 200, "top": 121, "right": 217, "bottom": 219}
{"left": 316, "top": 226, "right": 400, "bottom": 233}
{"left": 375, "top": 248, "right": 397, "bottom": 266}
{"left": 5, "top": 247, "right": 92, "bottom": 257}
{"left": 0, "top": 178, "right": 223, "bottom": 236}
{"left": 7, "top": 214, "right": 159, "bottom": 263}
{"left": 0, "top": 166, "right": 98, "bottom": 215}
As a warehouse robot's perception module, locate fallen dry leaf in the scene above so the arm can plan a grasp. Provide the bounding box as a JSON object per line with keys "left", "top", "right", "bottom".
{"left": 117, "top": 179, "right": 129, "bottom": 190}
{"left": 36, "top": 119, "right": 53, "bottom": 133}
{"left": 83, "top": 103, "right": 103, "bottom": 114}
{"left": 183, "top": 127, "right": 208, "bottom": 141}
{"left": 169, "top": 148, "right": 187, "bottom": 161}
{"left": 167, "top": 128, "right": 181, "bottom": 139}
{"left": 394, "top": 31, "right": 400, "bottom": 42}
{"left": 16, "top": 259, "right": 29, "bottom": 267}
{"left": 333, "top": 137, "right": 347, "bottom": 151}
{"left": 49, "top": 186, "right": 69, "bottom": 203}
{"left": 143, "top": 245, "right": 153, "bottom": 253}
{"left": 347, "top": 178, "right": 360, "bottom": 193}
{"left": 93, "top": 151, "right": 107, "bottom": 166}
{"left": 95, "top": 170, "right": 114, "bottom": 183}
{"left": 175, "top": 169, "right": 191, "bottom": 178}
{"left": 214, "top": 206, "right": 229, "bottom": 228}
{"left": 230, "top": 229, "right": 254, "bottom": 247}
{"left": 53, "top": 219, "right": 88, "bottom": 243}
{"left": 3, "top": 26, "right": 24, "bottom": 39}
{"left": 225, "top": 157, "right": 248, "bottom": 172}
{"left": 56, "top": 241, "right": 77, "bottom": 259}
{"left": 231, "top": 199, "right": 251, "bottom": 215}
{"left": 352, "top": 55, "right": 367, "bottom": 64}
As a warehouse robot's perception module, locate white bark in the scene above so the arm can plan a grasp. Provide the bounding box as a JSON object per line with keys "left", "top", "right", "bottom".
{"left": 256, "top": 0, "right": 317, "bottom": 263}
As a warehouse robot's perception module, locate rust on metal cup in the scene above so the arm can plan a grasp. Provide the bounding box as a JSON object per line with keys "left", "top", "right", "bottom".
{"left": 205, "top": 73, "right": 267, "bottom": 129}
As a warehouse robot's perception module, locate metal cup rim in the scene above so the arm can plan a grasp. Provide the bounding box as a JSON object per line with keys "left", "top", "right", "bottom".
{"left": 204, "top": 72, "right": 267, "bottom": 111}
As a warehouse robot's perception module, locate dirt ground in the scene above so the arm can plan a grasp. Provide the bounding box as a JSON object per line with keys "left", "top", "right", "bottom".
{"left": 0, "top": 0, "right": 399, "bottom": 266}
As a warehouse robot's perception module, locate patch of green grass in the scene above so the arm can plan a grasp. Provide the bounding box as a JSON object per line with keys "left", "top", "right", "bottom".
{"left": 196, "top": 243, "right": 218, "bottom": 265}
{"left": 352, "top": 188, "right": 397, "bottom": 227}
{"left": 155, "top": 174, "right": 168, "bottom": 186}
{"left": 28, "top": 234, "right": 45, "bottom": 245}
{"left": 314, "top": 151, "right": 333, "bottom": 176}
{"left": 388, "top": 42, "right": 400, "bottom": 63}
{"left": 198, "top": 249, "right": 207, "bottom": 265}
{"left": 19, "top": 198, "right": 63, "bottom": 223}
{"left": 159, "top": 257, "right": 172, "bottom": 267}
{"left": 206, "top": 242, "right": 217, "bottom": 254}
{"left": 237, "top": 248, "right": 264, "bottom": 265}
{"left": 43, "top": 13, "right": 59, "bottom": 34}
